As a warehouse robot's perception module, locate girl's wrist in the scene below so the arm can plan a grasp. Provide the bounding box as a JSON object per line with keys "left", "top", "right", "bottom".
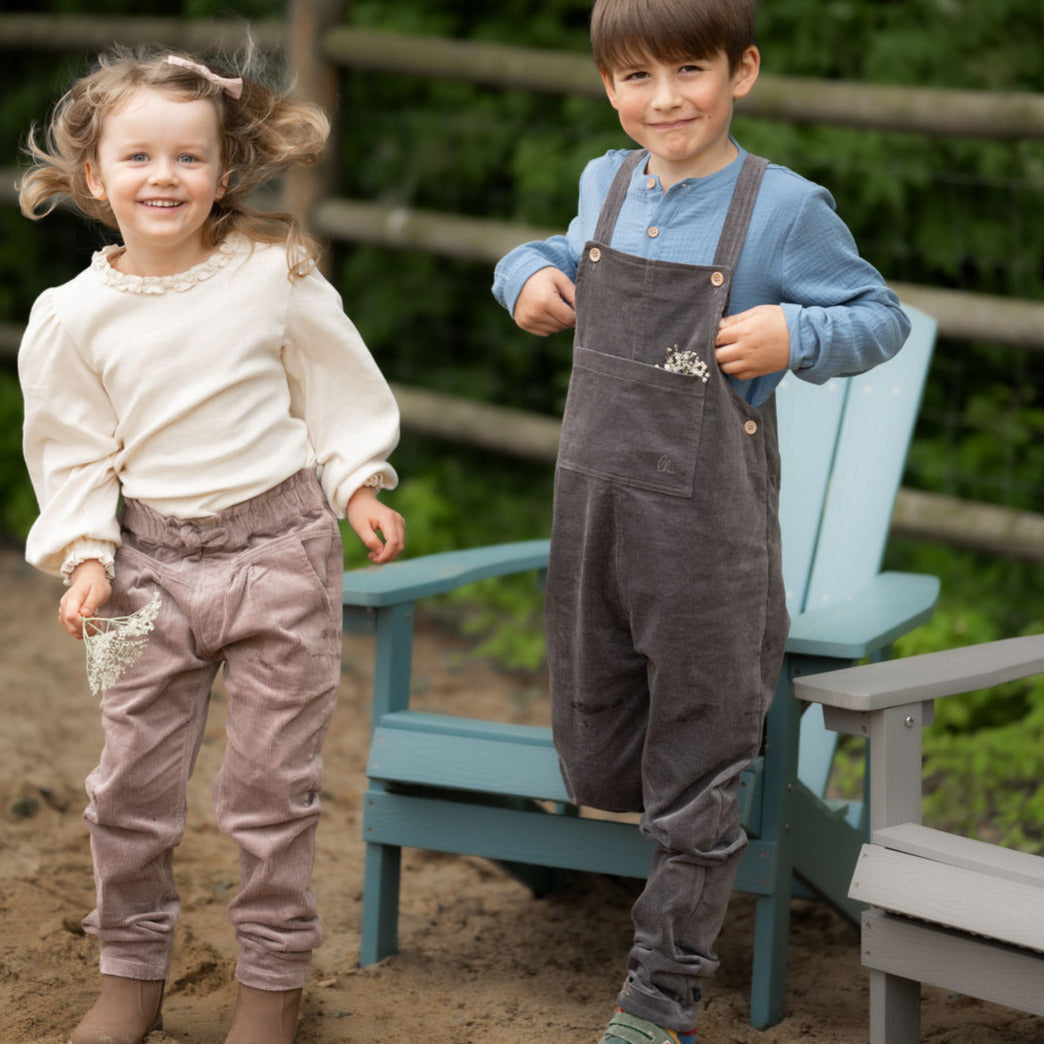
{"left": 61, "top": 540, "right": 116, "bottom": 585}
{"left": 347, "top": 483, "right": 378, "bottom": 510}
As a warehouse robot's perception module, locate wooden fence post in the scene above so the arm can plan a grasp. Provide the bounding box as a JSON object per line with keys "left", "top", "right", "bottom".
{"left": 283, "top": 0, "right": 344, "bottom": 270}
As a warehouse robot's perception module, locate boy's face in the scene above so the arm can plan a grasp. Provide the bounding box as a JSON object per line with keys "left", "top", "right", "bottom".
{"left": 601, "top": 46, "right": 759, "bottom": 187}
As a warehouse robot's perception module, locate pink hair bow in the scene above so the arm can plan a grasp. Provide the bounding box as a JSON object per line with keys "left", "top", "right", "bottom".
{"left": 166, "top": 55, "right": 243, "bottom": 99}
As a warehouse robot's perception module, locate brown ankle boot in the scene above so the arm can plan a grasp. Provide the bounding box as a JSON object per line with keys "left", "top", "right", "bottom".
{"left": 224, "top": 983, "right": 302, "bottom": 1044}
{"left": 68, "top": 975, "right": 164, "bottom": 1044}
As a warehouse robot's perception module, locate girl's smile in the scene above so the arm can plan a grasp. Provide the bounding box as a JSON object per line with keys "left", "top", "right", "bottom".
{"left": 84, "top": 87, "right": 227, "bottom": 277}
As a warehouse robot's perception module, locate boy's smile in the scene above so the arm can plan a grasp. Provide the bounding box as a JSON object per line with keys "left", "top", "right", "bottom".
{"left": 601, "top": 47, "right": 759, "bottom": 188}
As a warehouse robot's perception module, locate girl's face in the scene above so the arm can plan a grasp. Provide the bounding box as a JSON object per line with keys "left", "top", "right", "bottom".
{"left": 85, "top": 87, "right": 227, "bottom": 277}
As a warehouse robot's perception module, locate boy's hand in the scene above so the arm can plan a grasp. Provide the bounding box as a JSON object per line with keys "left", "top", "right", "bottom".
{"left": 59, "top": 559, "right": 111, "bottom": 639}
{"left": 715, "top": 305, "right": 790, "bottom": 380}
{"left": 347, "top": 486, "right": 405, "bottom": 564}
{"left": 512, "top": 267, "right": 576, "bottom": 336}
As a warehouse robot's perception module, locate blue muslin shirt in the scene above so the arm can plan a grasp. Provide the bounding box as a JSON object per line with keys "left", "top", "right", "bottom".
{"left": 492, "top": 142, "right": 910, "bottom": 408}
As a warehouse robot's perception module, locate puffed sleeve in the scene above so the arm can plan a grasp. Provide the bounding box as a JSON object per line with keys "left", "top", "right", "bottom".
{"left": 282, "top": 266, "right": 400, "bottom": 516}
{"left": 18, "top": 291, "right": 122, "bottom": 580}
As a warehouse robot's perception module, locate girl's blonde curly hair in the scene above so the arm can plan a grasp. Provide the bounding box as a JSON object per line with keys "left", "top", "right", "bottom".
{"left": 18, "top": 42, "right": 330, "bottom": 278}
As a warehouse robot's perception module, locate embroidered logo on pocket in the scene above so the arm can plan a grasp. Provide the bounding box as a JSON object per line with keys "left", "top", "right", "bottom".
{"left": 656, "top": 456, "right": 676, "bottom": 474}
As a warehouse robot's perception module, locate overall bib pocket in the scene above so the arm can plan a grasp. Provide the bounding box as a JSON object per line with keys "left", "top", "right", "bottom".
{"left": 557, "top": 346, "right": 707, "bottom": 497}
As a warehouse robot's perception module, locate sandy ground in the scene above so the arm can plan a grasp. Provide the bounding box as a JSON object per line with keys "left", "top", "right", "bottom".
{"left": 2, "top": 543, "right": 1043, "bottom": 1043}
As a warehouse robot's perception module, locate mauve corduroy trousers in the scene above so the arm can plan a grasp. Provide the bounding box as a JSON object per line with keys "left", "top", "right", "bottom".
{"left": 81, "top": 469, "right": 343, "bottom": 991}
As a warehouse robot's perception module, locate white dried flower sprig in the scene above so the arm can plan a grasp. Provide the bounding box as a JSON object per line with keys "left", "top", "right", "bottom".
{"left": 83, "top": 595, "right": 161, "bottom": 697}
{"left": 658, "top": 345, "right": 710, "bottom": 382}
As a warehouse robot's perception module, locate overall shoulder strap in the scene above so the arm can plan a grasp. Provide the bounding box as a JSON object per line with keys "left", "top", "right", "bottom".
{"left": 591, "top": 150, "right": 648, "bottom": 244}
{"left": 712, "top": 154, "right": 769, "bottom": 269}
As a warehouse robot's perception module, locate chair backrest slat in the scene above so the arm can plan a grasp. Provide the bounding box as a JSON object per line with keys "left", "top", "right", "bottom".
{"left": 777, "top": 377, "right": 847, "bottom": 615}
{"left": 777, "top": 305, "right": 937, "bottom": 617}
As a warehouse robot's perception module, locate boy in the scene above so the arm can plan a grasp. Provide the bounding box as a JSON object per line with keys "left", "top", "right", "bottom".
{"left": 492, "top": 1, "right": 910, "bottom": 1042}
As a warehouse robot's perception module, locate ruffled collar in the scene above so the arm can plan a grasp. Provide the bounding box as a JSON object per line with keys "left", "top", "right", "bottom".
{"left": 91, "top": 234, "right": 241, "bottom": 294}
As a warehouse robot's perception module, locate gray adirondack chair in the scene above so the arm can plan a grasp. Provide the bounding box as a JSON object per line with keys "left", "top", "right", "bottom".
{"left": 341, "top": 304, "right": 939, "bottom": 1028}
{"left": 795, "top": 634, "right": 1044, "bottom": 1043}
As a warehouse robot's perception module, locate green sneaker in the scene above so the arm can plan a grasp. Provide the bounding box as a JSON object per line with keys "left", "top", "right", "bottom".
{"left": 597, "top": 1011, "right": 693, "bottom": 1044}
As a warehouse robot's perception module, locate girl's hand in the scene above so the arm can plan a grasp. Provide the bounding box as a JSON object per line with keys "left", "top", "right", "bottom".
{"left": 59, "top": 560, "right": 111, "bottom": 639}
{"left": 513, "top": 266, "right": 576, "bottom": 336}
{"left": 347, "top": 486, "right": 405, "bottom": 564}
{"left": 714, "top": 305, "right": 791, "bottom": 380}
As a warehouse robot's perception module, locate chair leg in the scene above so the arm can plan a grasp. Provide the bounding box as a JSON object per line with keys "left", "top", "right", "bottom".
{"left": 869, "top": 969, "right": 921, "bottom": 1044}
{"left": 749, "top": 891, "right": 790, "bottom": 1028}
{"left": 359, "top": 838, "right": 402, "bottom": 967}
{"left": 747, "top": 670, "right": 801, "bottom": 1028}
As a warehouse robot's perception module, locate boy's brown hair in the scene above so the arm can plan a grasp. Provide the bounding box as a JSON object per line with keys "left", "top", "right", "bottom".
{"left": 591, "top": 0, "right": 757, "bottom": 75}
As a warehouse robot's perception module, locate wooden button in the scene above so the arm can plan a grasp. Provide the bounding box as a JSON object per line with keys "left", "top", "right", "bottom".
{"left": 589, "top": 247, "right": 601, "bottom": 262}
{"left": 646, "top": 177, "right": 657, "bottom": 189}
{"left": 744, "top": 420, "right": 758, "bottom": 435}
{"left": 711, "top": 271, "right": 725, "bottom": 287}
{"left": 647, "top": 226, "right": 660, "bottom": 238}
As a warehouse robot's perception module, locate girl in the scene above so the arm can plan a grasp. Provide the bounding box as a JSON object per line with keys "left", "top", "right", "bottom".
{"left": 18, "top": 45, "right": 405, "bottom": 1044}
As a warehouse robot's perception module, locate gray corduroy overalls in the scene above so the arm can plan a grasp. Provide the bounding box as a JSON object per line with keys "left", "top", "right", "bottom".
{"left": 545, "top": 150, "right": 790, "bottom": 1030}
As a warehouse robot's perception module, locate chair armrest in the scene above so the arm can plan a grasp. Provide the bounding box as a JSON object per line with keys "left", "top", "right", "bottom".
{"left": 786, "top": 572, "right": 940, "bottom": 660}
{"left": 794, "top": 633, "right": 1044, "bottom": 713}
{"left": 342, "top": 539, "right": 550, "bottom": 608}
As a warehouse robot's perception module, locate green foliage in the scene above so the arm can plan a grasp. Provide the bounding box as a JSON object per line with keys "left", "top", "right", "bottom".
{"left": 0, "top": 373, "right": 36, "bottom": 539}
{"left": 906, "top": 363, "right": 1044, "bottom": 508}
{"left": 756, "top": 0, "right": 1044, "bottom": 91}
{"left": 920, "top": 678, "right": 1044, "bottom": 853}
{"left": 340, "top": 435, "right": 554, "bottom": 670}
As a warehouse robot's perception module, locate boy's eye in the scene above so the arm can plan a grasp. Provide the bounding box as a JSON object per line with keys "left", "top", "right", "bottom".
{"left": 128, "top": 152, "right": 148, "bottom": 162}
{"left": 178, "top": 154, "right": 199, "bottom": 163}
{"left": 622, "top": 70, "right": 649, "bottom": 82}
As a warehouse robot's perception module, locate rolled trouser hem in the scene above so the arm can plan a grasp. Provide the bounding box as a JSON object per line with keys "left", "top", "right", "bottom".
{"left": 98, "top": 953, "right": 170, "bottom": 982}
{"left": 235, "top": 952, "right": 312, "bottom": 992}
{"left": 616, "top": 982, "right": 702, "bottom": 1034}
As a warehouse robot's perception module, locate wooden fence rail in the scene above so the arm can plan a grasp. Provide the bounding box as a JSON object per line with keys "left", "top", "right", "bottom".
{"left": 4, "top": 13, "right": 1044, "bottom": 139}
{"left": 307, "top": 199, "right": 1044, "bottom": 353}
{"left": 319, "top": 25, "right": 1044, "bottom": 141}
{"left": 1, "top": 176, "right": 1042, "bottom": 354}
{"left": 0, "top": 10, "right": 1042, "bottom": 561}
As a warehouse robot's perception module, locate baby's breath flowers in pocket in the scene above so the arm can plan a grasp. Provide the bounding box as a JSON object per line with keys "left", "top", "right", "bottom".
{"left": 657, "top": 345, "right": 710, "bottom": 382}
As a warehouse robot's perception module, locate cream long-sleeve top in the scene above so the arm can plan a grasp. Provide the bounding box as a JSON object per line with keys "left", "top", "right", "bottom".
{"left": 19, "top": 233, "right": 400, "bottom": 580}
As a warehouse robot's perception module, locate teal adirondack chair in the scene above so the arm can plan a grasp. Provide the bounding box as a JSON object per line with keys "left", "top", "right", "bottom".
{"left": 341, "top": 304, "right": 940, "bottom": 1029}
